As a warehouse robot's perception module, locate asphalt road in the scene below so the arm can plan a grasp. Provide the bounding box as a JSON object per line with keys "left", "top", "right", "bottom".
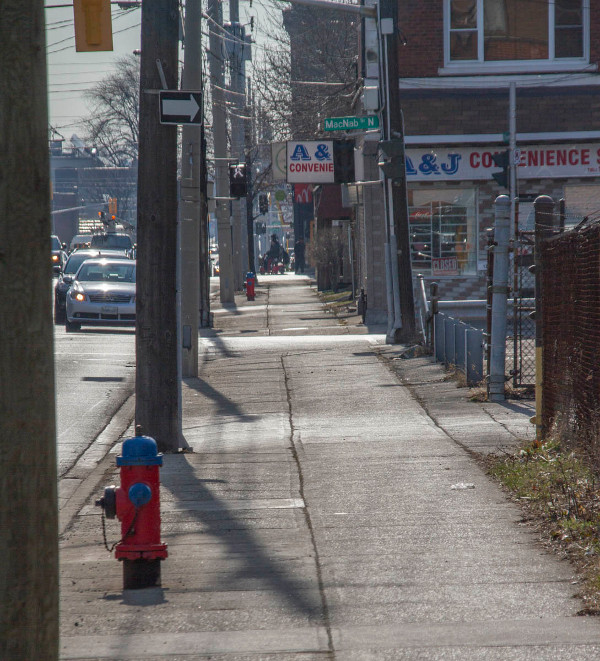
{"left": 54, "top": 323, "right": 135, "bottom": 477}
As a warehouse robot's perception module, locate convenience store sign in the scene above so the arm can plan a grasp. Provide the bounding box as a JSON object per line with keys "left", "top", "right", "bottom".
{"left": 405, "top": 144, "right": 600, "bottom": 181}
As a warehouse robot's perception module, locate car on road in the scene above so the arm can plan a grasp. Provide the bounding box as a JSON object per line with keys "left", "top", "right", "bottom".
{"left": 65, "top": 257, "right": 136, "bottom": 332}
{"left": 54, "top": 248, "right": 131, "bottom": 323}
{"left": 90, "top": 233, "right": 135, "bottom": 255}
{"left": 69, "top": 234, "right": 93, "bottom": 251}
{"left": 51, "top": 235, "right": 67, "bottom": 273}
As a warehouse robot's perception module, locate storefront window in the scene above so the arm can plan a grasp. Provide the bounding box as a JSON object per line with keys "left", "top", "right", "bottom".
{"left": 408, "top": 189, "right": 478, "bottom": 276}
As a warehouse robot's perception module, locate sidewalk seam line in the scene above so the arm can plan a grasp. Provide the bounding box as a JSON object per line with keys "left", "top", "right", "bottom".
{"left": 281, "top": 353, "right": 335, "bottom": 659}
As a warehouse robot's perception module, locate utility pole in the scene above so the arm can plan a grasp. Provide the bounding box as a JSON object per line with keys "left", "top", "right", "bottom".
{"left": 245, "top": 105, "right": 256, "bottom": 272}
{"left": 208, "top": 0, "right": 235, "bottom": 302}
{"left": 228, "top": 1, "right": 245, "bottom": 289}
{"left": 199, "top": 125, "right": 211, "bottom": 326}
{"left": 379, "top": 0, "right": 415, "bottom": 343}
{"left": 180, "top": 0, "right": 203, "bottom": 378}
{"left": 1, "top": 0, "right": 58, "bottom": 657}
{"left": 136, "top": 0, "right": 180, "bottom": 451}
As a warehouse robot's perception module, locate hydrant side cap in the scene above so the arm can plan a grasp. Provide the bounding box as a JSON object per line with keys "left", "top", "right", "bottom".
{"left": 116, "top": 435, "right": 163, "bottom": 466}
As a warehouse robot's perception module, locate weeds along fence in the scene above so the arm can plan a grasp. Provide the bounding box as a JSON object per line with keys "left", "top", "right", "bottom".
{"left": 541, "top": 219, "right": 600, "bottom": 448}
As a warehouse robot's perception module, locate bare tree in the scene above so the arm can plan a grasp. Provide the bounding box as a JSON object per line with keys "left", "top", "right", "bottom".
{"left": 82, "top": 55, "right": 140, "bottom": 167}
{"left": 252, "top": 2, "right": 359, "bottom": 141}
{"left": 308, "top": 226, "right": 345, "bottom": 291}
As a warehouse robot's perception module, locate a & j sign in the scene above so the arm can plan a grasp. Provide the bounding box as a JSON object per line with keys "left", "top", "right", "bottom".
{"left": 406, "top": 144, "right": 600, "bottom": 181}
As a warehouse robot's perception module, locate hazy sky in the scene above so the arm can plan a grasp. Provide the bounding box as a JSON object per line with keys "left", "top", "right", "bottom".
{"left": 45, "top": 2, "right": 142, "bottom": 140}
{"left": 45, "top": 0, "right": 267, "bottom": 143}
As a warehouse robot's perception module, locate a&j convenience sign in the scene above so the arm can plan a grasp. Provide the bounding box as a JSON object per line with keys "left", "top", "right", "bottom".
{"left": 405, "top": 144, "right": 600, "bottom": 181}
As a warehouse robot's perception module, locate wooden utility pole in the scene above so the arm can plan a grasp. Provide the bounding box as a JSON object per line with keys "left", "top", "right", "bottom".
{"left": 136, "top": 0, "right": 180, "bottom": 451}
{"left": 0, "top": 1, "right": 58, "bottom": 658}
{"left": 380, "top": 0, "right": 415, "bottom": 342}
{"left": 208, "top": 0, "right": 235, "bottom": 303}
{"left": 180, "top": 0, "right": 203, "bottom": 378}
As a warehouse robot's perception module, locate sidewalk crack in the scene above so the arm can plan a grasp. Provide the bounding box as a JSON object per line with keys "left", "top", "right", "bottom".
{"left": 281, "top": 354, "right": 335, "bottom": 659}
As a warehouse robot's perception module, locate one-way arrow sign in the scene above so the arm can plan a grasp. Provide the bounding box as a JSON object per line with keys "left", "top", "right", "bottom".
{"left": 159, "top": 91, "right": 202, "bottom": 125}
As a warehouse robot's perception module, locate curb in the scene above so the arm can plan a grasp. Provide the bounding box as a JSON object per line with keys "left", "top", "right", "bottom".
{"left": 58, "top": 393, "right": 135, "bottom": 537}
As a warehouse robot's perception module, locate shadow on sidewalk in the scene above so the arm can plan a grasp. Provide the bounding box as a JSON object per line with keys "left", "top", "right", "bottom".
{"left": 161, "top": 453, "right": 325, "bottom": 623}
{"left": 184, "top": 377, "right": 255, "bottom": 422}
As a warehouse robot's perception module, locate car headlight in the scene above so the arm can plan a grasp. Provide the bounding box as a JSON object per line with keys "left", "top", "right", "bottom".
{"left": 69, "top": 289, "right": 86, "bottom": 302}
{"left": 52, "top": 255, "right": 59, "bottom": 262}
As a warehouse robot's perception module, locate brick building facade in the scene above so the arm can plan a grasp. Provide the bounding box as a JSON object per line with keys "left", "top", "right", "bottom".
{"left": 357, "top": 0, "right": 600, "bottom": 320}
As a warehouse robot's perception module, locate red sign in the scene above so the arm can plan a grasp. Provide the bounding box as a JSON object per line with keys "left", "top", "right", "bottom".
{"left": 432, "top": 257, "right": 458, "bottom": 276}
{"left": 294, "top": 183, "right": 313, "bottom": 204}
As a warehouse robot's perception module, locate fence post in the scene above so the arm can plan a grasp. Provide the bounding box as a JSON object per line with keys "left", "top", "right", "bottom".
{"left": 466, "top": 328, "right": 484, "bottom": 386}
{"left": 455, "top": 321, "right": 467, "bottom": 376}
{"left": 435, "top": 312, "right": 445, "bottom": 363}
{"left": 488, "top": 195, "right": 511, "bottom": 401}
{"left": 444, "top": 317, "right": 456, "bottom": 366}
{"left": 429, "top": 281, "right": 438, "bottom": 353}
{"left": 533, "top": 195, "right": 556, "bottom": 441}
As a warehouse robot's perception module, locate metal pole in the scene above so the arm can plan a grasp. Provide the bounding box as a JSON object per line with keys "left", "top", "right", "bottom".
{"left": 488, "top": 195, "right": 511, "bottom": 402}
{"left": 533, "top": 195, "right": 556, "bottom": 441}
{"left": 348, "top": 223, "right": 355, "bottom": 300}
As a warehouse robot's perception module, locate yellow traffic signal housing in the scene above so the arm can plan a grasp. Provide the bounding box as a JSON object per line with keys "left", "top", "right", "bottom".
{"left": 73, "top": 0, "right": 114, "bottom": 52}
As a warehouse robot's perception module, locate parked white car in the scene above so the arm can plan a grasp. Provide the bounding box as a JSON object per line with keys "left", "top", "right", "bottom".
{"left": 65, "top": 258, "right": 136, "bottom": 332}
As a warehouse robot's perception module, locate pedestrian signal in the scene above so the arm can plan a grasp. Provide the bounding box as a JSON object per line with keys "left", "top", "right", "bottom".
{"left": 333, "top": 140, "right": 355, "bottom": 184}
{"left": 229, "top": 164, "right": 247, "bottom": 198}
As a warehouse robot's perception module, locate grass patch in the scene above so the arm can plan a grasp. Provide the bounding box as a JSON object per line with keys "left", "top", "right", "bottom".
{"left": 488, "top": 438, "right": 600, "bottom": 614}
{"left": 317, "top": 288, "right": 355, "bottom": 317}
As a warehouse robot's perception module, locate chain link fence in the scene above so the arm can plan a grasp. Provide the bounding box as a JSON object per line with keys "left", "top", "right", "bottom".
{"left": 541, "top": 217, "right": 600, "bottom": 449}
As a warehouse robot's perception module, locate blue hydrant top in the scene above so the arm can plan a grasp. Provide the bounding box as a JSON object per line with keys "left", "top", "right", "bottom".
{"left": 246, "top": 272, "right": 255, "bottom": 279}
{"left": 116, "top": 435, "right": 163, "bottom": 467}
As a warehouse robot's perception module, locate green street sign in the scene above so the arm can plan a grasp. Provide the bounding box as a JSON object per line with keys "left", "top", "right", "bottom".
{"left": 324, "top": 115, "right": 380, "bottom": 131}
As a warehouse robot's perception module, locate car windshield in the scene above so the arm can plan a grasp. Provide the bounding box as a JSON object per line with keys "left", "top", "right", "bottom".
{"left": 77, "top": 262, "right": 136, "bottom": 283}
{"left": 64, "top": 253, "right": 94, "bottom": 275}
{"left": 90, "top": 235, "right": 132, "bottom": 249}
{"left": 51, "top": 236, "right": 61, "bottom": 250}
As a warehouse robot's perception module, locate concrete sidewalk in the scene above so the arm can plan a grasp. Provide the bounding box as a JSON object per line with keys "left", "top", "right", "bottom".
{"left": 60, "top": 275, "right": 600, "bottom": 660}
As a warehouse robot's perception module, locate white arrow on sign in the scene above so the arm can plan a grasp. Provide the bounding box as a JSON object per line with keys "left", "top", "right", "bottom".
{"left": 162, "top": 96, "right": 199, "bottom": 121}
{"left": 159, "top": 91, "right": 202, "bottom": 125}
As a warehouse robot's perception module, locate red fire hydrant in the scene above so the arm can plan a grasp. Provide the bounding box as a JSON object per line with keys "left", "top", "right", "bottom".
{"left": 96, "top": 432, "right": 168, "bottom": 589}
{"left": 246, "top": 271, "right": 256, "bottom": 301}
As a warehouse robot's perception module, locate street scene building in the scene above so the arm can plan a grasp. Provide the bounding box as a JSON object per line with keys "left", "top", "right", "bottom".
{"left": 358, "top": 0, "right": 600, "bottom": 318}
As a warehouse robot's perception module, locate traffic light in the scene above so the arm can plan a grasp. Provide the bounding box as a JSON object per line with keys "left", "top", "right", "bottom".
{"left": 229, "top": 163, "right": 247, "bottom": 198}
{"left": 378, "top": 139, "right": 405, "bottom": 181}
{"left": 259, "top": 193, "right": 269, "bottom": 215}
{"left": 109, "top": 197, "right": 117, "bottom": 216}
{"left": 491, "top": 150, "right": 510, "bottom": 189}
{"left": 333, "top": 140, "right": 355, "bottom": 184}
{"left": 73, "top": 0, "right": 114, "bottom": 52}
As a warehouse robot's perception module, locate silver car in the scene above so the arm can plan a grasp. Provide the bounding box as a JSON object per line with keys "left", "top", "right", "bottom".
{"left": 65, "top": 258, "right": 136, "bottom": 332}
